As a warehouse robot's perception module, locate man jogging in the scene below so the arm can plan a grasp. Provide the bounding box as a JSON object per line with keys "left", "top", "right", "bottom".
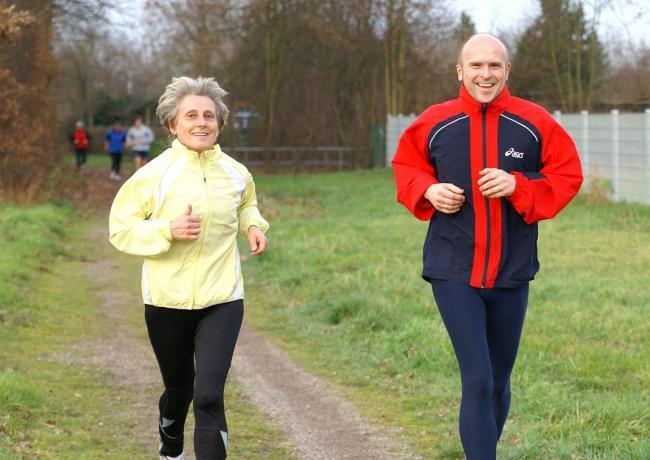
{"left": 392, "top": 34, "right": 582, "bottom": 459}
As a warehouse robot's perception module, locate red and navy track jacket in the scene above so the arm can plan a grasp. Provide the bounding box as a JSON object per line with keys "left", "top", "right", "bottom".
{"left": 392, "top": 85, "right": 583, "bottom": 288}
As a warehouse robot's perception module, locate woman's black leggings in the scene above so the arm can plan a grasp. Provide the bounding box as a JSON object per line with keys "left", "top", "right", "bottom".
{"left": 145, "top": 300, "right": 243, "bottom": 459}
{"left": 431, "top": 280, "right": 528, "bottom": 460}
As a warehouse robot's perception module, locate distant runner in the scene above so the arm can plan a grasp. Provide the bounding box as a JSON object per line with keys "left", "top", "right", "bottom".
{"left": 127, "top": 115, "right": 155, "bottom": 170}
{"left": 104, "top": 121, "right": 126, "bottom": 181}
{"left": 69, "top": 120, "right": 91, "bottom": 172}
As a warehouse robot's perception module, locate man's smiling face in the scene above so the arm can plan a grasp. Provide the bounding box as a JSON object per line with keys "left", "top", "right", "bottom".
{"left": 456, "top": 35, "right": 511, "bottom": 104}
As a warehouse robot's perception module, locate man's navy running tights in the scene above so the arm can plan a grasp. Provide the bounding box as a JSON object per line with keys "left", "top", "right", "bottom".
{"left": 431, "top": 279, "right": 528, "bottom": 460}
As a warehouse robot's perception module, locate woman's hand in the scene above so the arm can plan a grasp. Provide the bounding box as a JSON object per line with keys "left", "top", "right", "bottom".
{"left": 424, "top": 183, "right": 465, "bottom": 214}
{"left": 247, "top": 226, "right": 268, "bottom": 256}
{"left": 170, "top": 204, "right": 201, "bottom": 240}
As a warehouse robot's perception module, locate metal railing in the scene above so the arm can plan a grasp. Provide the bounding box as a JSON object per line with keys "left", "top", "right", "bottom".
{"left": 224, "top": 146, "right": 365, "bottom": 173}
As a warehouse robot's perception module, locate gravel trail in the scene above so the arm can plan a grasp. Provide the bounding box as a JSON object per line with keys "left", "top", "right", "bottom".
{"left": 63, "top": 165, "right": 419, "bottom": 459}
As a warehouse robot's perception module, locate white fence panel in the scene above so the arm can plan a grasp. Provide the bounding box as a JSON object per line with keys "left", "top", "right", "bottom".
{"left": 387, "top": 109, "right": 650, "bottom": 205}
{"left": 386, "top": 114, "right": 417, "bottom": 166}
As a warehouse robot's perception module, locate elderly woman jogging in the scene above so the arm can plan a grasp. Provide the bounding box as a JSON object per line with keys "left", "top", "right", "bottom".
{"left": 109, "top": 76, "right": 269, "bottom": 460}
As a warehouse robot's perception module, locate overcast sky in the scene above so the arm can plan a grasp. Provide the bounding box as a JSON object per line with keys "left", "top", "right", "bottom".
{"left": 455, "top": 0, "right": 650, "bottom": 48}
{"left": 110, "top": 0, "right": 650, "bottom": 52}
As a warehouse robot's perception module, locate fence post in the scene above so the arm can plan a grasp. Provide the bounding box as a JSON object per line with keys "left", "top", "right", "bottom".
{"left": 292, "top": 147, "right": 300, "bottom": 174}
{"left": 646, "top": 109, "right": 650, "bottom": 204}
{"left": 581, "top": 110, "right": 589, "bottom": 190}
{"left": 611, "top": 109, "right": 619, "bottom": 201}
{"left": 371, "top": 123, "right": 385, "bottom": 167}
{"left": 553, "top": 110, "right": 562, "bottom": 124}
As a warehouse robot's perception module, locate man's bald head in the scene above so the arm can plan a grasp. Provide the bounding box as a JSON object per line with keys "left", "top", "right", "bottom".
{"left": 455, "top": 33, "right": 511, "bottom": 103}
{"left": 457, "top": 34, "right": 510, "bottom": 66}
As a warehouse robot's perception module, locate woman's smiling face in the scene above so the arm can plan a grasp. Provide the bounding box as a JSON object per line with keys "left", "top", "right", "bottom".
{"left": 171, "top": 95, "right": 219, "bottom": 152}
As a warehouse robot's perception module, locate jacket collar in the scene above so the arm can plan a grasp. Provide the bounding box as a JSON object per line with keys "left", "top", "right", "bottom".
{"left": 171, "top": 139, "right": 222, "bottom": 163}
{"left": 459, "top": 84, "right": 510, "bottom": 114}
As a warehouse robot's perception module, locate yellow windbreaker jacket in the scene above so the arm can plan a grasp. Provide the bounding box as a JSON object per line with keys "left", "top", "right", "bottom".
{"left": 109, "top": 140, "right": 269, "bottom": 309}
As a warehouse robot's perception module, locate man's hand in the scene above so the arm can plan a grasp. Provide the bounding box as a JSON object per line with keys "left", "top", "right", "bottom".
{"left": 247, "top": 226, "right": 268, "bottom": 256}
{"left": 170, "top": 204, "right": 201, "bottom": 240}
{"left": 424, "top": 183, "right": 465, "bottom": 214}
{"left": 478, "top": 168, "right": 516, "bottom": 198}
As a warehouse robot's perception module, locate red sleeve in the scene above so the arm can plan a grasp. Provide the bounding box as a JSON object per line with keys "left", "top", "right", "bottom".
{"left": 506, "top": 118, "right": 583, "bottom": 224}
{"left": 391, "top": 118, "right": 439, "bottom": 221}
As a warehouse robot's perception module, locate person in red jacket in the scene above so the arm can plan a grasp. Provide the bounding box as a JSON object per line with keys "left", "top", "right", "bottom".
{"left": 392, "top": 34, "right": 582, "bottom": 460}
{"left": 69, "top": 120, "right": 91, "bottom": 171}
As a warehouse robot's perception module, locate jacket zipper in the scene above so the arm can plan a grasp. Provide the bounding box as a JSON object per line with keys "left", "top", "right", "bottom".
{"left": 481, "top": 103, "right": 490, "bottom": 288}
{"left": 192, "top": 154, "right": 210, "bottom": 308}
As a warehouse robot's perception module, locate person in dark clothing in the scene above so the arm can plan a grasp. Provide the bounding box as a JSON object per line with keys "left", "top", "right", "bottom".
{"left": 69, "top": 120, "right": 91, "bottom": 171}
{"left": 392, "top": 34, "right": 583, "bottom": 460}
{"left": 104, "top": 121, "right": 127, "bottom": 181}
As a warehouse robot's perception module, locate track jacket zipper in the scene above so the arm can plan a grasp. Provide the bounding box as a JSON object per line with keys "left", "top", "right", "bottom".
{"left": 480, "top": 103, "right": 490, "bottom": 288}
{"left": 192, "top": 153, "right": 211, "bottom": 307}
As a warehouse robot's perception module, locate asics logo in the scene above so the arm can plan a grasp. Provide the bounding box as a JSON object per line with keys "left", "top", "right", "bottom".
{"left": 505, "top": 147, "right": 525, "bottom": 159}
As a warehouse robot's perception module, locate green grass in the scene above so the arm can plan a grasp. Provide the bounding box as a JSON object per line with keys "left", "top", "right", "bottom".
{"left": 0, "top": 204, "right": 293, "bottom": 459}
{"left": 63, "top": 137, "right": 170, "bottom": 169}
{"left": 242, "top": 169, "right": 650, "bottom": 459}
{"left": 0, "top": 204, "right": 130, "bottom": 458}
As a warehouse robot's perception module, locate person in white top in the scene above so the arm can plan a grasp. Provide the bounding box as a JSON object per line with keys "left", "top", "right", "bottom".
{"left": 127, "top": 115, "right": 155, "bottom": 170}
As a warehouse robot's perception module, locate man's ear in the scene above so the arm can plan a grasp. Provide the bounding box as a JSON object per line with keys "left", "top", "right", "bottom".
{"left": 456, "top": 64, "right": 463, "bottom": 81}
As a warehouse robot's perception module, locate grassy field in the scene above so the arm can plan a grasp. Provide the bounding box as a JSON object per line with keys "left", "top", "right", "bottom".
{"left": 62, "top": 138, "right": 169, "bottom": 170}
{"left": 242, "top": 169, "right": 650, "bottom": 459}
{"left": 2, "top": 168, "right": 648, "bottom": 458}
{"left": 0, "top": 204, "right": 292, "bottom": 459}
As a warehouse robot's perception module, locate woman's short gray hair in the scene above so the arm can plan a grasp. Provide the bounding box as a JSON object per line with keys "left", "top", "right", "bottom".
{"left": 156, "top": 76, "right": 229, "bottom": 132}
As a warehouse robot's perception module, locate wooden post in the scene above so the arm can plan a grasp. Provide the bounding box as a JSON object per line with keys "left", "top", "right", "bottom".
{"left": 292, "top": 147, "right": 299, "bottom": 174}
{"left": 645, "top": 109, "right": 650, "bottom": 204}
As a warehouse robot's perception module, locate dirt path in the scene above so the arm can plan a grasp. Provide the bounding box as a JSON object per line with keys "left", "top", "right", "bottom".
{"left": 233, "top": 326, "right": 419, "bottom": 459}
{"left": 60, "top": 165, "right": 164, "bottom": 454}
{"left": 83, "top": 223, "right": 163, "bottom": 454}
{"left": 67, "top": 165, "right": 419, "bottom": 459}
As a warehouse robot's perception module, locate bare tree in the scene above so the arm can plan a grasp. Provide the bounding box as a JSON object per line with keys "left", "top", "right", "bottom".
{"left": 146, "top": 0, "right": 237, "bottom": 76}
{"left": 56, "top": 0, "right": 459, "bottom": 170}
{"left": 512, "top": 0, "right": 607, "bottom": 111}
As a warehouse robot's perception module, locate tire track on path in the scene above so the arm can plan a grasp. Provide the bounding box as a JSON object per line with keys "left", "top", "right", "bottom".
{"left": 233, "top": 324, "right": 420, "bottom": 459}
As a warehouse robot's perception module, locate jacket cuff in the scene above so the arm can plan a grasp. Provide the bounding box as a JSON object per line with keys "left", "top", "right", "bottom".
{"left": 158, "top": 219, "right": 172, "bottom": 241}
{"left": 411, "top": 176, "right": 437, "bottom": 220}
{"left": 240, "top": 211, "right": 269, "bottom": 235}
{"left": 506, "top": 173, "right": 532, "bottom": 219}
